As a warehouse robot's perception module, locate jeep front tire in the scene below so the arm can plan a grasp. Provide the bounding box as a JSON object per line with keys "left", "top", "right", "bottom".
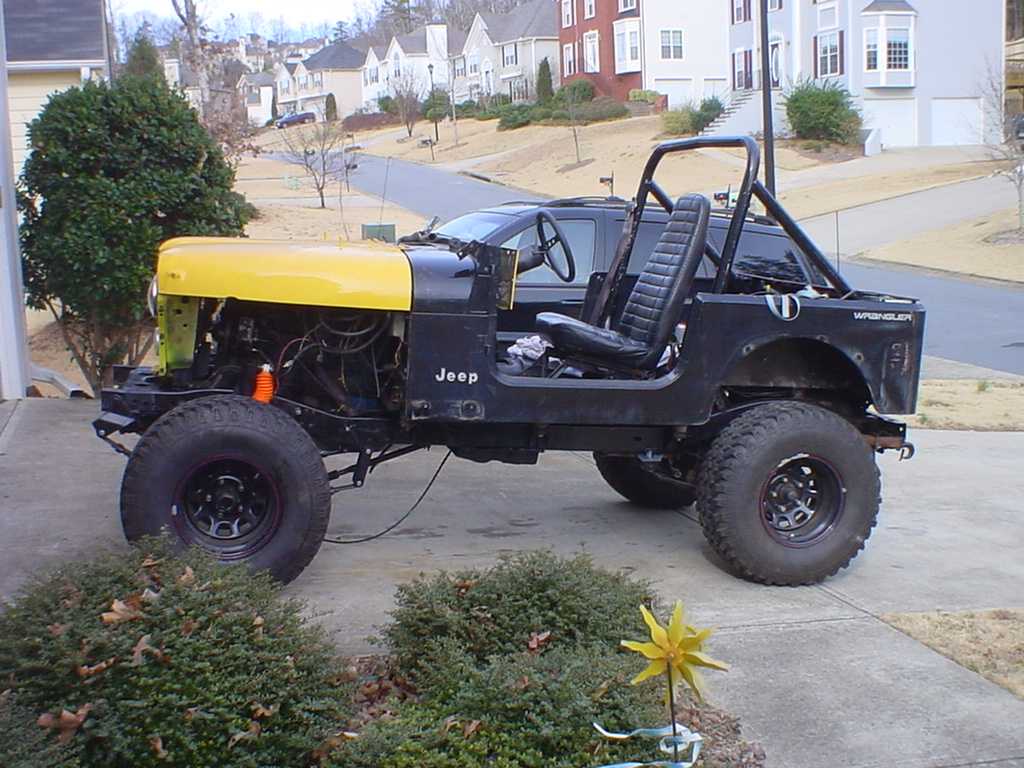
{"left": 120, "top": 395, "right": 331, "bottom": 584}
{"left": 697, "top": 401, "right": 880, "bottom": 586}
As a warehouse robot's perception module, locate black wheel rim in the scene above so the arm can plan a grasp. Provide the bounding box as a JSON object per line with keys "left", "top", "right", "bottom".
{"left": 173, "top": 457, "right": 281, "bottom": 559}
{"left": 759, "top": 455, "right": 845, "bottom": 547}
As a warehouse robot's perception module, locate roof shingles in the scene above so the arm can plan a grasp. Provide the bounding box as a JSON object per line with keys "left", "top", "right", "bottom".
{"left": 4, "top": 0, "right": 106, "bottom": 64}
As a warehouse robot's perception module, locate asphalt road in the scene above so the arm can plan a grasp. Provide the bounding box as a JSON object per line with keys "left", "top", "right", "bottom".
{"left": 347, "top": 153, "right": 1024, "bottom": 375}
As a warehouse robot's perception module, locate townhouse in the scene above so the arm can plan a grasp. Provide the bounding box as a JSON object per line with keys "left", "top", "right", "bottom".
{"left": 557, "top": 0, "right": 731, "bottom": 107}
{"left": 237, "top": 71, "right": 275, "bottom": 126}
{"left": 451, "top": 0, "right": 560, "bottom": 103}
{"left": 383, "top": 24, "right": 464, "bottom": 98}
{"left": 727, "top": 0, "right": 1005, "bottom": 147}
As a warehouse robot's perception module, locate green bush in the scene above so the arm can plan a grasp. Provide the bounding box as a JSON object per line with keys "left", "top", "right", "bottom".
{"left": 0, "top": 542, "right": 353, "bottom": 768}
{"left": 325, "top": 92, "right": 338, "bottom": 121}
{"left": 17, "top": 76, "right": 250, "bottom": 395}
{"left": 0, "top": 691, "right": 79, "bottom": 767}
{"left": 628, "top": 89, "right": 661, "bottom": 104}
{"left": 557, "top": 79, "right": 596, "bottom": 104}
{"left": 536, "top": 57, "right": 555, "bottom": 103}
{"left": 455, "top": 99, "right": 479, "bottom": 118}
{"left": 695, "top": 96, "right": 725, "bottom": 132}
{"left": 785, "top": 79, "right": 862, "bottom": 144}
{"left": 377, "top": 94, "right": 397, "bottom": 114}
{"left": 662, "top": 108, "right": 693, "bottom": 135}
{"left": 497, "top": 103, "right": 534, "bottom": 130}
{"left": 574, "top": 96, "right": 629, "bottom": 124}
{"left": 385, "top": 551, "right": 650, "bottom": 677}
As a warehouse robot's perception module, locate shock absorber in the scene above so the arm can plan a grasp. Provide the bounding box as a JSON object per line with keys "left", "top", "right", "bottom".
{"left": 252, "top": 364, "right": 276, "bottom": 404}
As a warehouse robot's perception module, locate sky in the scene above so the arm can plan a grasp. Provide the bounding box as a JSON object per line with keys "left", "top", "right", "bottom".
{"left": 112, "top": 0, "right": 365, "bottom": 35}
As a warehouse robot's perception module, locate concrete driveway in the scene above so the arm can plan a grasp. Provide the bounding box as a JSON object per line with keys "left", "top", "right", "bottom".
{"left": 1, "top": 398, "right": 1022, "bottom": 768}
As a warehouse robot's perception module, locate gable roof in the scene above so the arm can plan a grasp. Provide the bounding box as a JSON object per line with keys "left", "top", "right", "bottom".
{"left": 4, "top": 0, "right": 106, "bottom": 64}
{"left": 447, "top": 27, "right": 467, "bottom": 54}
{"left": 240, "top": 71, "right": 274, "bottom": 87}
{"left": 861, "top": 0, "right": 916, "bottom": 12}
{"left": 394, "top": 29, "right": 427, "bottom": 55}
{"left": 479, "top": 0, "right": 557, "bottom": 44}
{"left": 304, "top": 40, "right": 365, "bottom": 71}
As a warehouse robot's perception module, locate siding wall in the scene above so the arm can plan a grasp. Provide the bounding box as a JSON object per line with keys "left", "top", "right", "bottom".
{"left": 8, "top": 70, "right": 80, "bottom": 170}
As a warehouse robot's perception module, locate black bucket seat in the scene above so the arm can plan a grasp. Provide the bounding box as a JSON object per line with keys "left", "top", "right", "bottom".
{"left": 535, "top": 193, "right": 711, "bottom": 370}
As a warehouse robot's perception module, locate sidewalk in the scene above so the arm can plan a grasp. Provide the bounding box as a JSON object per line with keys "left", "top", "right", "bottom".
{"left": 1, "top": 398, "right": 1022, "bottom": 767}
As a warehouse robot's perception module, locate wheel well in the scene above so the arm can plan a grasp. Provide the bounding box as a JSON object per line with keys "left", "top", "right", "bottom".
{"left": 722, "top": 338, "right": 873, "bottom": 408}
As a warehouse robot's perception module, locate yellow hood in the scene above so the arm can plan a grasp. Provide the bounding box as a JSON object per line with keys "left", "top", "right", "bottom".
{"left": 157, "top": 237, "right": 412, "bottom": 311}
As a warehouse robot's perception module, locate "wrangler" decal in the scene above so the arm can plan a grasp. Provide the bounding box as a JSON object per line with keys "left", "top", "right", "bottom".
{"left": 853, "top": 311, "right": 913, "bottom": 322}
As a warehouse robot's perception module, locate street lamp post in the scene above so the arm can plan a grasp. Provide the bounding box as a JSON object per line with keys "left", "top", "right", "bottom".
{"left": 427, "top": 62, "right": 439, "bottom": 143}
{"left": 759, "top": 0, "right": 777, "bottom": 197}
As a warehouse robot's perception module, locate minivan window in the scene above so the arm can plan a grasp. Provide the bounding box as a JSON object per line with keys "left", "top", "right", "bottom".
{"left": 503, "top": 219, "right": 597, "bottom": 285}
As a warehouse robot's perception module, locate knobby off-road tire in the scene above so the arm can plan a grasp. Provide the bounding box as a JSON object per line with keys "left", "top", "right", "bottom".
{"left": 697, "top": 402, "right": 880, "bottom": 586}
{"left": 594, "top": 453, "right": 697, "bottom": 509}
{"left": 120, "top": 395, "right": 331, "bottom": 584}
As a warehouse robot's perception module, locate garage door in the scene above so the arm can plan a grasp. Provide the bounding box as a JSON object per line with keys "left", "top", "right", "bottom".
{"left": 654, "top": 78, "right": 694, "bottom": 109}
{"left": 862, "top": 98, "right": 917, "bottom": 148}
{"left": 931, "top": 98, "right": 983, "bottom": 146}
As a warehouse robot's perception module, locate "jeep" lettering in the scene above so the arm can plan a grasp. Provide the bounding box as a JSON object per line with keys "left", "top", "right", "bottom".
{"left": 434, "top": 367, "right": 479, "bottom": 385}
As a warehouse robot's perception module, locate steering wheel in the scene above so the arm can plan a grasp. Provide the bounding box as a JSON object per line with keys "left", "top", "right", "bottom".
{"left": 535, "top": 210, "right": 576, "bottom": 283}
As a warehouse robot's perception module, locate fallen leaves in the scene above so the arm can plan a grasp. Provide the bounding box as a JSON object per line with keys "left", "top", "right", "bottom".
{"left": 131, "top": 634, "right": 167, "bottom": 666}
{"left": 227, "top": 719, "right": 261, "bottom": 748}
{"left": 312, "top": 730, "right": 359, "bottom": 761}
{"left": 180, "top": 617, "right": 198, "bottom": 638}
{"left": 100, "top": 597, "right": 143, "bottom": 625}
{"left": 442, "top": 716, "right": 482, "bottom": 739}
{"left": 47, "top": 623, "right": 68, "bottom": 637}
{"left": 77, "top": 657, "right": 116, "bottom": 679}
{"left": 527, "top": 630, "right": 552, "bottom": 654}
{"left": 251, "top": 702, "right": 278, "bottom": 719}
{"left": 37, "top": 703, "right": 93, "bottom": 744}
{"left": 177, "top": 566, "right": 196, "bottom": 587}
{"left": 149, "top": 734, "right": 169, "bottom": 760}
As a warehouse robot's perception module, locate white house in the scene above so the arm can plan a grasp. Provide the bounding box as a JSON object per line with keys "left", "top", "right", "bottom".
{"left": 301, "top": 40, "right": 366, "bottom": 119}
{"left": 274, "top": 58, "right": 323, "bottom": 115}
{"left": 359, "top": 45, "right": 388, "bottom": 111}
{"left": 452, "top": 0, "right": 560, "bottom": 103}
{"left": 237, "top": 71, "right": 275, "bottom": 126}
{"left": 641, "top": 0, "right": 731, "bottom": 108}
{"left": 383, "top": 24, "right": 462, "bottom": 99}
{"left": 724, "top": 0, "right": 1005, "bottom": 147}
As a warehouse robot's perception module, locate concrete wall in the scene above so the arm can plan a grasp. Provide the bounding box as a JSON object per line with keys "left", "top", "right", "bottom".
{"left": 8, "top": 70, "right": 80, "bottom": 169}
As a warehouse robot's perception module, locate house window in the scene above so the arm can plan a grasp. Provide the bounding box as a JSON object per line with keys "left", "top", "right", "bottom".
{"left": 817, "top": 31, "right": 840, "bottom": 77}
{"left": 583, "top": 31, "right": 600, "bottom": 73}
{"left": 561, "top": 0, "right": 573, "bottom": 28}
{"left": 614, "top": 19, "right": 641, "bottom": 73}
{"left": 468, "top": 53, "right": 479, "bottom": 74}
{"left": 818, "top": 3, "right": 837, "bottom": 30}
{"left": 733, "top": 0, "right": 748, "bottom": 24}
{"left": 563, "top": 43, "right": 576, "bottom": 76}
{"left": 371, "top": 66, "right": 379, "bottom": 83}
{"left": 865, "top": 28, "right": 878, "bottom": 71}
{"left": 503, "top": 43, "right": 518, "bottom": 67}
{"left": 454, "top": 57, "right": 466, "bottom": 77}
{"left": 584, "top": 0, "right": 595, "bottom": 18}
{"left": 887, "top": 28, "right": 910, "bottom": 70}
{"left": 661, "top": 30, "right": 683, "bottom": 59}
{"left": 392, "top": 54, "right": 401, "bottom": 76}
{"left": 619, "top": 0, "right": 637, "bottom": 11}
{"left": 768, "top": 0, "right": 782, "bottom": 9}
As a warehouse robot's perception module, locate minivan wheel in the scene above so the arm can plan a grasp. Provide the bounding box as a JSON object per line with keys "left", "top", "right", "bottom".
{"left": 697, "top": 401, "right": 880, "bottom": 586}
{"left": 120, "top": 395, "right": 331, "bottom": 584}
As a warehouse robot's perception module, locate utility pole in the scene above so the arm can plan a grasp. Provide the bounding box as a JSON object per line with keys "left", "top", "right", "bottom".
{"left": 0, "top": 6, "right": 31, "bottom": 399}
{"left": 759, "top": 0, "right": 777, "bottom": 196}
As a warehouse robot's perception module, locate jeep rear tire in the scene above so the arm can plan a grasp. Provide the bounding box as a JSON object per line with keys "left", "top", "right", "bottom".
{"left": 594, "top": 453, "right": 697, "bottom": 509}
{"left": 120, "top": 395, "right": 331, "bottom": 584}
{"left": 697, "top": 402, "right": 880, "bottom": 586}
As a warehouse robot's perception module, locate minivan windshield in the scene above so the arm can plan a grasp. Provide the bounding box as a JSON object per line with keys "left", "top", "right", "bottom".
{"left": 434, "top": 211, "right": 512, "bottom": 243}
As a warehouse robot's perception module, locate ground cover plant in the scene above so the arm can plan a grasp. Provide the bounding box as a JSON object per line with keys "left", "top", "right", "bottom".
{"left": 0, "top": 542, "right": 353, "bottom": 767}
{"left": 0, "top": 548, "right": 764, "bottom": 767}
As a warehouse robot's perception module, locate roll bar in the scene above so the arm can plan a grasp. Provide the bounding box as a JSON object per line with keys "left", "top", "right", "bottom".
{"left": 587, "top": 135, "right": 851, "bottom": 326}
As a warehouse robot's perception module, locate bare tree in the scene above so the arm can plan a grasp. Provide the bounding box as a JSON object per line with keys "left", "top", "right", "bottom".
{"left": 390, "top": 68, "right": 422, "bottom": 138}
{"left": 280, "top": 118, "right": 349, "bottom": 208}
{"left": 566, "top": 84, "right": 583, "bottom": 164}
{"left": 170, "top": 0, "right": 209, "bottom": 111}
{"left": 983, "top": 65, "right": 1024, "bottom": 232}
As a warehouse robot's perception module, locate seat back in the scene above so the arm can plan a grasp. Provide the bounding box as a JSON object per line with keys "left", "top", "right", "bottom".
{"left": 617, "top": 194, "right": 711, "bottom": 369}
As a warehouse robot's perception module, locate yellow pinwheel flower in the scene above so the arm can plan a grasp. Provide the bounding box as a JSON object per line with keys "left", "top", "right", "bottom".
{"left": 621, "top": 601, "right": 729, "bottom": 701}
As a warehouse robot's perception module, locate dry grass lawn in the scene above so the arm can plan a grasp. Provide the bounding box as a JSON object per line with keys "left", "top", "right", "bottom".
{"left": 908, "top": 379, "right": 1024, "bottom": 431}
{"left": 860, "top": 207, "right": 1024, "bottom": 283}
{"left": 884, "top": 610, "right": 1024, "bottom": 699}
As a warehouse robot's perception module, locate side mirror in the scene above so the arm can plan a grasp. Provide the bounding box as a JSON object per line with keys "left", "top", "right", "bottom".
{"left": 516, "top": 245, "right": 545, "bottom": 274}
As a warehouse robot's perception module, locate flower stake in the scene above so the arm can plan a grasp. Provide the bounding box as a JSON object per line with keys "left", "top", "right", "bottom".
{"left": 594, "top": 601, "right": 729, "bottom": 767}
